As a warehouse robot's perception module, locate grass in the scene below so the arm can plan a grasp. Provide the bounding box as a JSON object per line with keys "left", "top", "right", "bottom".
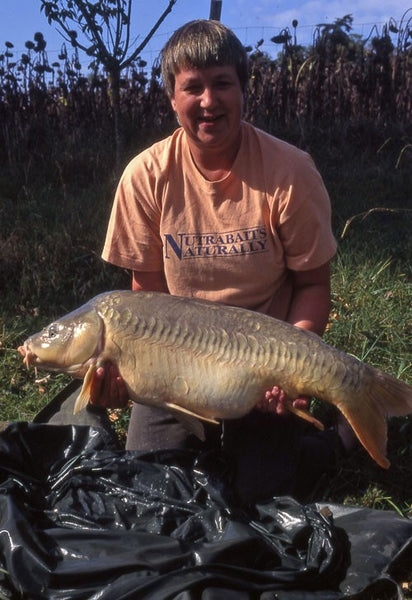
{"left": 327, "top": 244, "right": 411, "bottom": 377}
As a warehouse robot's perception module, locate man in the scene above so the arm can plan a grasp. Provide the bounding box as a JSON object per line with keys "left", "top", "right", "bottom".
{"left": 95, "top": 20, "right": 349, "bottom": 503}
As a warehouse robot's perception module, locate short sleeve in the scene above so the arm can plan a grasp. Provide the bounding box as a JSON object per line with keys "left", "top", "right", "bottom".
{"left": 102, "top": 153, "right": 164, "bottom": 272}
{"left": 274, "top": 153, "right": 337, "bottom": 271}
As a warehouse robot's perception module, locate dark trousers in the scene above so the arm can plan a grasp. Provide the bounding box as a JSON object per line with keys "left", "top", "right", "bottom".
{"left": 35, "top": 384, "right": 340, "bottom": 505}
{"left": 126, "top": 403, "right": 339, "bottom": 504}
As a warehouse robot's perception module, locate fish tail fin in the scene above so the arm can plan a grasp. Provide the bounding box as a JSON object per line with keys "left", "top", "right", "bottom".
{"left": 73, "top": 364, "right": 96, "bottom": 414}
{"left": 337, "top": 368, "right": 412, "bottom": 469}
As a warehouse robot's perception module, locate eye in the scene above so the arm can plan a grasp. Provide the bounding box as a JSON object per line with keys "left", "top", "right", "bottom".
{"left": 47, "top": 324, "right": 59, "bottom": 338}
{"left": 215, "top": 80, "right": 231, "bottom": 89}
{"left": 185, "top": 84, "right": 203, "bottom": 95}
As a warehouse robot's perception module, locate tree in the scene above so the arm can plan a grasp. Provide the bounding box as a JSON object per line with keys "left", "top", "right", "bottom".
{"left": 41, "top": 0, "right": 177, "bottom": 170}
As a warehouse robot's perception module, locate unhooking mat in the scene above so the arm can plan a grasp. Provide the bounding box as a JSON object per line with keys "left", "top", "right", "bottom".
{"left": 0, "top": 422, "right": 410, "bottom": 599}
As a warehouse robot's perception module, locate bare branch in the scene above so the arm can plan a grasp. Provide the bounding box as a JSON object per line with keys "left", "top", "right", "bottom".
{"left": 121, "top": 0, "right": 177, "bottom": 69}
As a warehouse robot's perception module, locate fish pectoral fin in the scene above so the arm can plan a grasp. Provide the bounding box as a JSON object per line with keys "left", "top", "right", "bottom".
{"left": 165, "top": 402, "right": 219, "bottom": 442}
{"left": 284, "top": 399, "right": 324, "bottom": 431}
{"left": 73, "top": 364, "right": 96, "bottom": 414}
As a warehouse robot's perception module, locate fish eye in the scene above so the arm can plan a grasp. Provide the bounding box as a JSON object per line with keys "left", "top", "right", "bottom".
{"left": 47, "top": 324, "right": 59, "bottom": 338}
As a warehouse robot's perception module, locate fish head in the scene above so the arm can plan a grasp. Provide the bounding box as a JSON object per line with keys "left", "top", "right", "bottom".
{"left": 18, "top": 304, "right": 104, "bottom": 377}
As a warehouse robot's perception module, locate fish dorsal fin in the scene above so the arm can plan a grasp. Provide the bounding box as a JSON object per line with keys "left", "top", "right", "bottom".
{"left": 73, "top": 364, "right": 96, "bottom": 414}
{"left": 165, "top": 402, "right": 219, "bottom": 441}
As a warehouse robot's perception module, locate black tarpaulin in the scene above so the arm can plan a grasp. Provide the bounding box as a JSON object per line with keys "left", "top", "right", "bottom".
{"left": 0, "top": 422, "right": 410, "bottom": 599}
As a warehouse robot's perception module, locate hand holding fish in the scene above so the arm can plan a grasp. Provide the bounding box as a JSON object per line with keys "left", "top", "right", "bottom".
{"left": 256, "top": 387, "right": 309, "bottom": 415}
{"left": 89, "top": 362, "right": 129, "bottom": 409}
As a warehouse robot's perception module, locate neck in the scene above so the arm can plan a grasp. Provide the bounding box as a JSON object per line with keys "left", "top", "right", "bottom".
{"left": 188, "top": 130, "right": 242, "bottom": 182}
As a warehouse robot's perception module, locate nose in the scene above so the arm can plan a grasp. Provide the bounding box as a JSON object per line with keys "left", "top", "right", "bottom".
{"left": 200, "top": 86, "right": 217, "bottom": 109}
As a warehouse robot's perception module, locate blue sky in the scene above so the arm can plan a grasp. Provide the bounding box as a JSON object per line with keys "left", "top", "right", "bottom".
{"left": 1, "top": 0, "right": 410, "bottom": 68}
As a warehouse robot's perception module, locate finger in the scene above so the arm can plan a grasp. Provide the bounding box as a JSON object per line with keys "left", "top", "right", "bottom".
{"left": 264, "top": 386, "right": 280, "bottom": 413}
{"left": 271, "top": 385, "right": 280, "bottom": 398}
{"left": 93, "top": 363, "right": 116, "bottom": 408}
{"left": 261, "top": 386, "right": 282, "bottom": 413}
{"left": 292, "top": 396, "right": 310, "bottom": 410}
{"left": 275, "top": 388, "right": 287, "bottom": 414}
{"left": 95, "top": 366, "right": 106, "bottom": 379}
{"left": 89, "top": 368, "right": 104, "bottom": 405}
{"left": 107, "top": 365, "right": 129, "bottom": 408}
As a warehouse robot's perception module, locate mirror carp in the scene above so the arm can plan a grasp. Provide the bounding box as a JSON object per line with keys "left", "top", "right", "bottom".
{"left": 19, "top": 290, "right": 412, "bottom": 468}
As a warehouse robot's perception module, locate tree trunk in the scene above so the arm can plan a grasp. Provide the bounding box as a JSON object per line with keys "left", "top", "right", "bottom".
{"left": 108, "top": 67, "right": 123, "bottom": 174}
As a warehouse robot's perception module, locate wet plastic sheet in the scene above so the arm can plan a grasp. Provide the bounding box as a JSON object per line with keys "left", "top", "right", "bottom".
{"left": 0, "top": 423, "right": 410, "bottom": 599}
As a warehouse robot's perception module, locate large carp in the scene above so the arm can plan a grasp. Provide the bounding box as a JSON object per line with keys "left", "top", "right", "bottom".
{"left": 18, "top": 290, "right": 412, "bottom": 468}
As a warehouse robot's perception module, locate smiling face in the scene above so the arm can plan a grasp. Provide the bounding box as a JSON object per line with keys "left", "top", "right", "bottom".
{"left": 170, "top": 65, "right": 244, "bottom": 158}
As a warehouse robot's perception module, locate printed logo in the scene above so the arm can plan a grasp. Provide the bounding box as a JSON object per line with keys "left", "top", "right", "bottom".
{"left": 164, "top": 226, "right": 268, "bottom": 260}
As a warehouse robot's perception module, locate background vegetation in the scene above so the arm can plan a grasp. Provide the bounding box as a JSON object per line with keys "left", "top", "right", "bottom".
{"left": 0, "top": 13, "right": 411, "bottom": 531}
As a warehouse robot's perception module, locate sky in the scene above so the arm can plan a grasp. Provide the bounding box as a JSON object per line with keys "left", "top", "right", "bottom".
{"left": 0, "top": 0, "right": 410, "bottom": 69}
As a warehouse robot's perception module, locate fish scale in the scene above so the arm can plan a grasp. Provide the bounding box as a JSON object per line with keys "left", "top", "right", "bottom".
{"left": 19, "top": 290, "right": 412, "bottom": 469}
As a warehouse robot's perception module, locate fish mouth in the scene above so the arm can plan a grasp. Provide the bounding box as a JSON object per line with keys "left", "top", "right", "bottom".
{"left": 18, "top": 344, "right": 36, "bottom": 369}
{"left": 18, "top": 343, "right": 91, "bottom": 377}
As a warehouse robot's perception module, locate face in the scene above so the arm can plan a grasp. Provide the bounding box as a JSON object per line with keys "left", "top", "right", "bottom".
{"left": 170, "top": 64, "right": 243, "bottom": 155}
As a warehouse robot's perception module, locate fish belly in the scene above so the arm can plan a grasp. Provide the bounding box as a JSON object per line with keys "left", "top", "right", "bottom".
{"left": 108, "top": 322, "right": 274, "bottom": 419}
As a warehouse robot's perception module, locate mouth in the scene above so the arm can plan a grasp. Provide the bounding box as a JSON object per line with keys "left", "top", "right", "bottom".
{"left": 198, "top": 114, "right": 223, "bottom": 126}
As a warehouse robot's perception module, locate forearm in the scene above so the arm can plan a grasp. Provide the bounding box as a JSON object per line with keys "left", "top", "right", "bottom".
{"left": 257, "top": 262, "right": 332, "bottom": 414}
{"left": 286, "top": 283, "right": 331, "bottom": 336}
{"left": 286, "top": 262, "right": 332, "bottom": 336}
{"left": 132, "top": 270, "right": 169, "bottom": 293}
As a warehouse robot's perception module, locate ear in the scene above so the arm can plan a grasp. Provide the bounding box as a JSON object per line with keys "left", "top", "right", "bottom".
{"left": 170, "top": 96, "right": 177, "bottom": 111}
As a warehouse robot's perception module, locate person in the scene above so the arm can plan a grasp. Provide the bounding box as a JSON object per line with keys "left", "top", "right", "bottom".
{"left": 94, "top": 19, "right": 349, "bottom": 503}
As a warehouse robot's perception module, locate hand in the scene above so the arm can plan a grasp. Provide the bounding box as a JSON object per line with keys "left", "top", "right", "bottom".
{"left": 255, "top": 386, "right": 309, "bottom": 416}
{"left": 89, "top": 361, "right": 130, "bottom": 409}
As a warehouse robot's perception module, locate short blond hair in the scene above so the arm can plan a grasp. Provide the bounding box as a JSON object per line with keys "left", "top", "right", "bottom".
{"left": 161, "top": 20, "right": 248, "bottom": 97}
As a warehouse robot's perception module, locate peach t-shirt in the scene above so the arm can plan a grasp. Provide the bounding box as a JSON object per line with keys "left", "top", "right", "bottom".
{"left": 102, "top": 122, "right": 337, "bottom": 317}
